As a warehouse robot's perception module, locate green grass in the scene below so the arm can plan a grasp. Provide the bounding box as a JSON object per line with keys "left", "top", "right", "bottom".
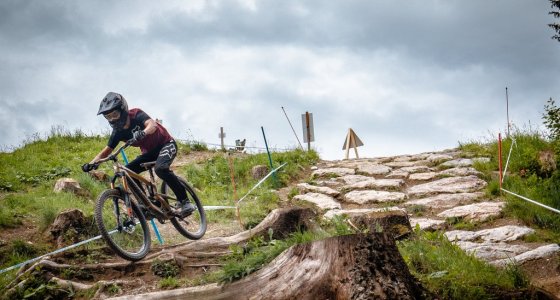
{"left": 151, "top": 259, "right": 180, "bottom": 278}
{"left": 0, "top": 128, "right": 320, "bottom": 292}
{"left": 459, "top": 127, "right": 560, "bottom": 234}
{"left": 158, "top": 277, "right": 181, "bottom": 289}
{"left": 398, "top": 230, "right": 529, "bottom": 299}
{"left": 0, "top": 239, "right": 46, "bottom": 275}
{"left": 179, "top": 149, "right": 319, "bottom": 228}
{"left": 218, "top": 229, "right": 328, "bottom": 283}
{"left": 217, "top": 215, "right": 353, "bottom": 283}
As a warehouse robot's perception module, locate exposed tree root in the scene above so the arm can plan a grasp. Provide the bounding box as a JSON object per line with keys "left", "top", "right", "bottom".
{"left": 5, "top": 208, "right": 429, "bottom": 299}
{"left": 50, "top": 276, "right": 142, "bottom": 299}
{"left": 2, "top": 207, "right": 317, "bottom": 299}
{"left": 149, "top": 207, "right": 316, "bottom": 256}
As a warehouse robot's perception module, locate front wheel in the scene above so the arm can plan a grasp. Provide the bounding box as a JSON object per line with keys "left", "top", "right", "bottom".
{"left": 94, "top": 189, "right": 151, "bottom": 261}
{"left": 161, "top": 178, "right": 207, "bottom": 240}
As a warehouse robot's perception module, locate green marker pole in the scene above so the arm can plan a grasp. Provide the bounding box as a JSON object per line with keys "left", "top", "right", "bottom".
{"left": 261, "top": 126, "right": 278, "bottom": 187}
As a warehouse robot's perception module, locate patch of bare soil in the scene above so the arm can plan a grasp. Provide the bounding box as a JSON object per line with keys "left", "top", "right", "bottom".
{"left": 171, "top": 150, "right": 249, "bottom": 170}
{"left": 521, "top": 255, "right": 560, "bottom": 299}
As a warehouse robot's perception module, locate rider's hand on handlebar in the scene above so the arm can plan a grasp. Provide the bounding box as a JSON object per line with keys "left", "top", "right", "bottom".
{"left": 81, "top": 163, "right": 98, "bottom": 172}
{"left": 132, "top": 130, "right": 146, "bottom": 142}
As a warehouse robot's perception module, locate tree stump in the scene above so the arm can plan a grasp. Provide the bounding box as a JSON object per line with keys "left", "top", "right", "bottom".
{"left": 90, "top": 170, "right": 110, "bottom": 182}
{"left": 49, "top": 209, "right": 87, "bottom": 247}
{"left": 351, "top": 210, "right": 413, "bottom": 240}
{"left": 251, "top": 165, "right": 269, "bottom": 180}
{"left": 110, "top": 233, "right": 428, "bottom": 300}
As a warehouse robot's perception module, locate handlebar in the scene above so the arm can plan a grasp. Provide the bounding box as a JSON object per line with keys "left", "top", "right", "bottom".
{"left": 83, "top": 139, "right": 135, "bottom": 172}
{"left": 100, "top": 139, "right": 134, "bottom": 163}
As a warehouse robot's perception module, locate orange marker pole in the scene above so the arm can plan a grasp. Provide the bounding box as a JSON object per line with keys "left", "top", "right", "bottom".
{"left": 227, "top": 153, "right": 243, "bottom": 228}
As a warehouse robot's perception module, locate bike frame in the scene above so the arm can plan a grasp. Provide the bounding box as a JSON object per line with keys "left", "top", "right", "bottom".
{"left": 98, "top": 142, "right": 181, "bottom": 222}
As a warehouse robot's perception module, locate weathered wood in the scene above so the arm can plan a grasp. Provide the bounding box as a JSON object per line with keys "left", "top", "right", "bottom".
{"left": 109, "top": 233, "right": 428, "bottom": 300}
{"left": 351, "top": 209, "right": 413, "bottom": 240}
{"left": 149, "top": 207, "right": 316, "bottom": 256}
{"left": 3, "top": 207, "right": 317, "bottom": 298}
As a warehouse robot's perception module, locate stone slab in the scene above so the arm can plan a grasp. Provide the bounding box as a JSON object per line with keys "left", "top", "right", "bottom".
{"left": 437, "top": 202, "right": 505, "bottom": 222}
{"left": 323, "top": 207, "right": 404, "bottom": 219}
{"left": 312, "top": 167, "right": 355, "bottom": 178}
{"left": 407, "top": 175, "right": 487, "bottom": 197}
{"left": 441, "top": 158, "right": 473, "bottom": 168}
{"left": 344, "top": 190, "right": 407, "bottom": 204}
{"left": 338, "top": 175, "right": 372, "bottom": 185}
{"left": 405, "top": 192, "right": 484, "bottom": 209}
{"left": 343, "top": 178, "right": 405, "bottom": 191}
{"left": 293, "top": 192, "right": 341, "bottom": 210}
{"left": 409, "top": 172, "right": 438, "bottom": 181}
{"left": 409, "top": 218, "right": 445, "bottom": 230}
{"left": 297, "top": 183, "right": 340, "bottom": 197}
{"left": 492, "top": 244, "right": 560, "bottom": 266}
{"left": 439, "top": 167, "right": 482, "bottom": 177}
{"left": 445, "top": 225, "right": 534, "bottom": 243}
{"left": 427, "top": 154, "right": 454, "bottom": 163}
{"left": 355, "top": 163, "right": 392, "bottom": 175}
{"left": 455, "top": 241, "right": 530, "bottom": 261}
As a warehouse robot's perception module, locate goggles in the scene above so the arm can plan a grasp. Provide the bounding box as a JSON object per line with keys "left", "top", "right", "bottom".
{"left": 103, "top": 110, "right": 121, "bottom": 122}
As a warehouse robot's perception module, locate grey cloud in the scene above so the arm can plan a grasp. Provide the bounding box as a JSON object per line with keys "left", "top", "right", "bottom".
{"left": 0, "top": 0, "right": 559, "bottom": 159}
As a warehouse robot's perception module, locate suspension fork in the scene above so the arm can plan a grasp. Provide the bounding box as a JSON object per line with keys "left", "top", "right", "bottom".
{"left": 112, "top": 172, "right": 135, "bottom": 222}
{"left": 121, "top": 175, "right": 135, "bottom": 218}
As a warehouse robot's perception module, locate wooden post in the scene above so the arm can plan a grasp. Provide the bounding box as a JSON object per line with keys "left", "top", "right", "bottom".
{"left": 352, "top": 133, "right": 359, "bottom": 159}
{"left": 219, "top": 127, "right": 225, "bottom": 151}
{"left": 345, "top": 129, "right": 352, "bottom": 160}
{"left": 306, "top": 112, "right": 311, "bottom": 151}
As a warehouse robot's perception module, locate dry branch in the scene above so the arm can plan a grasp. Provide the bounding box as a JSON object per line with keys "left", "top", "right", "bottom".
{"left": 147, "top": 207, "right": 316, "bottom": 257}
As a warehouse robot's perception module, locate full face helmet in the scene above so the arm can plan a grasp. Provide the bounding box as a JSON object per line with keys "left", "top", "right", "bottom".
{"left": 97, "top": 92, "right": 129, "bottom": 130}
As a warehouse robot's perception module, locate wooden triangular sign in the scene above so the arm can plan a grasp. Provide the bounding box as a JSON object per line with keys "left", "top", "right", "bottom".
{"left": 342, "top": 128, "right": 364, "bottom": 150}
{"left": 343, "top": 128, "right": 364, "bottom": 160}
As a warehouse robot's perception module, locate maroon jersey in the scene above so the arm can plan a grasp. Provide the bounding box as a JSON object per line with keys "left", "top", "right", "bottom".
{"left": 107, "top": 108, "right": 173, "bottom": 154}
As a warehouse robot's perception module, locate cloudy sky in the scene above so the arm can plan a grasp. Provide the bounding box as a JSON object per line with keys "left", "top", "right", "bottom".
{"left": 1, "top": 0, "right": 559, "bottom": 160}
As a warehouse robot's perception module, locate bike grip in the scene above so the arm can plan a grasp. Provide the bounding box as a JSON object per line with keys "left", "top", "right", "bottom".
{"left": 81, "top": 163, "right": 92, "bottom": 172}
{"left": 82, "top": 163, "right": 100, "bottom": 172}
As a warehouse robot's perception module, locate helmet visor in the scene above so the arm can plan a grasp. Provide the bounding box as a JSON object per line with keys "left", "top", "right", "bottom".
{"left": 103, "top": 110, "right": 121, "bottom": 122}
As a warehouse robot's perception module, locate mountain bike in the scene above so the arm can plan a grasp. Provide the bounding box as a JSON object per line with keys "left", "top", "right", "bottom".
{"left": 84, "top": 140, "right": 206, "bottom": 261}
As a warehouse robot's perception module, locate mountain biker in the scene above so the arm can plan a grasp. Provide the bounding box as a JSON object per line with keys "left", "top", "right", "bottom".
{"left": 82, "top": 92, "right": 195, "bottom": 216}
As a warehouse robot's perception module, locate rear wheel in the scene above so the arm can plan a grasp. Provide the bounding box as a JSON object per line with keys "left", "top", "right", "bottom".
{"left": 94, "top": 189, "right": 151, "bottom": 261}
{"left": 161, "top": 178, "right": 207, "bottom": 239}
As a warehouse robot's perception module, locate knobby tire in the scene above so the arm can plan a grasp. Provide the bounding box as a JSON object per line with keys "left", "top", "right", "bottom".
{"left": 161, "top": 178, "right": 207, "bottom": 240}
{"left": 94, "top": 189, "right": 151, "bottom": 261}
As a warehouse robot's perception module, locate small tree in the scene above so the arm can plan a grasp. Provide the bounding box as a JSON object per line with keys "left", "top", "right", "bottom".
{"left": 550, "top": 0, "right": 560, "bottom": 42}
{"left": 543, "top": 98, "right": 560, "bottom": 140}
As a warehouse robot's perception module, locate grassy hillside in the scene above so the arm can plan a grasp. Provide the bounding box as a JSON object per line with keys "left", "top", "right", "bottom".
{"left": 458, "top": 128, "right": 560, "bottom": 238}
{"left": 0, "top": 130, "right": 319, "bottom": 287}
{"left": 1, "top": 127, "right": 558, "bottom": 299}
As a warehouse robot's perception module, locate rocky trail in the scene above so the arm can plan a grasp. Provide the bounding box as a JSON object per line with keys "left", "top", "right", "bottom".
{"left": 296, "top": 150, "right": 560, "bottom": 297}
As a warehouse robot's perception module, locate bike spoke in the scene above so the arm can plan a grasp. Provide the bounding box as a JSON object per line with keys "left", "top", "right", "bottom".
{"left": 97, "top": 193, "right": 149, "bottom": 258}
{"left": 160, "top": 178, "right": 207, "bottom": 240}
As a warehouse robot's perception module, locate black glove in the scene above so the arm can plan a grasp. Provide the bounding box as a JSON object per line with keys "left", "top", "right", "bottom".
{"left": 132, "top": 130, "right": 146, "bottom": 142}
{"left": 81, "top": 163, "right": 97, "bottom": 172}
